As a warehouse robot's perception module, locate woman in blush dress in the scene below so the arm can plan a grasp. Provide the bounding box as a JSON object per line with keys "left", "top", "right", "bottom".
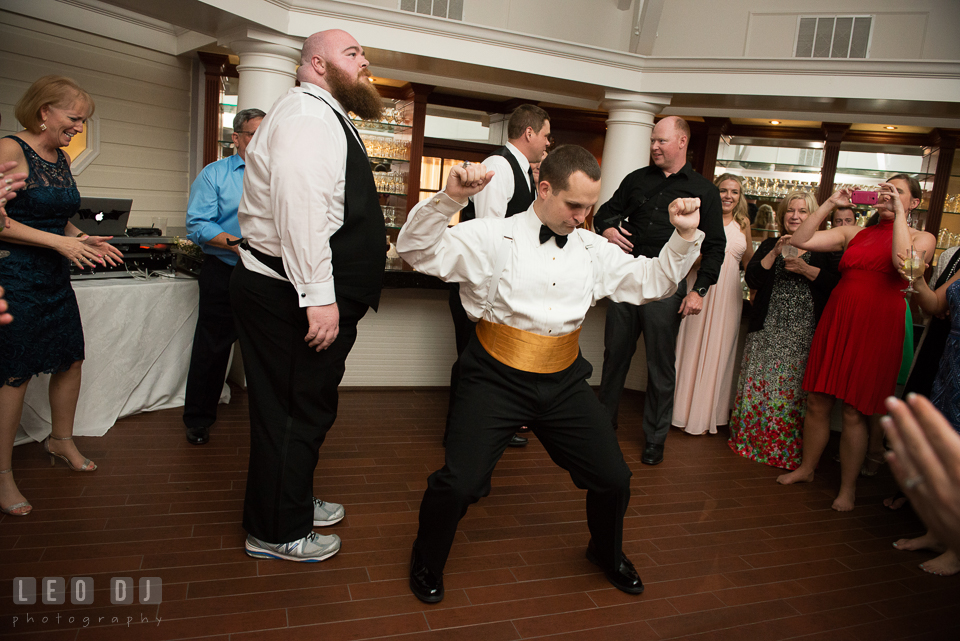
{"left": 673, "top": 174, "right": 753, "bottom": 434}
{"left": 728, "top": 191, "right": 841, "bottom": 469}
{"left": 777, "top": 176, "right": 935, "bottom": 512}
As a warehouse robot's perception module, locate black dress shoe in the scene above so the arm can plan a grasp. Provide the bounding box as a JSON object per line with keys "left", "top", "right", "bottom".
{"left": 641, "top": 442, "right": 664, "bottom": 465}
{"left": 586, "top": 541, "right": 644, "bottom": 595}
{"left": 409, "top": 546, "right": 444, "bottom": 603}
{"left": 517, "top": 426, "right": 530, "bottom": 434}
{"left": 508, "top": 434, "right": 528, "bottom": 447}
{"left": 185, "top": 426, "right": 209, "bottom": 445}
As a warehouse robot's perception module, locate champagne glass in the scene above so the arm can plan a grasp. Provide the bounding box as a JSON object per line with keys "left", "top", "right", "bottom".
{"left": 902, "top": 246, "right": 926, "bottom": 294}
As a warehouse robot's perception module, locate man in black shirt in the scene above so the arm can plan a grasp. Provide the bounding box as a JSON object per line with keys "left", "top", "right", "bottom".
{"left": 593, "top": 116, "right": 725, "bottom": 465}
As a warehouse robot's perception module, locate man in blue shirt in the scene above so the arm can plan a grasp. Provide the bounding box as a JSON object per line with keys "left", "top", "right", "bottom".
{"left": 183, "top": 108, "right": 264, "bottom": 445}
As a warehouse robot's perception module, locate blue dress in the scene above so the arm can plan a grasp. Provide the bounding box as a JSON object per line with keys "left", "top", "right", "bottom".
{"left": 0, "top": 136, "right": 84, "bottom": 387}
{"left": 931, "top": 279, "right": 960, "bottom": 433}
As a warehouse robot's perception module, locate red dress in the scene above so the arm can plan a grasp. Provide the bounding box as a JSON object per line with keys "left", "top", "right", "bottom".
{"left": 802, "top": 219, "right": 905, "bottom": 415}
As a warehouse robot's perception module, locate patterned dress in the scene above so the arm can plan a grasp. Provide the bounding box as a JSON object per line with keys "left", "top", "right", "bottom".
{"left": 728, "top": 252, "right": 817, "bottom": 470}
{"left": 0, "top": 136, "right": 84, "bottom": 387}
{"left": 930, "top": 279, "right": 960, "bottom": 433}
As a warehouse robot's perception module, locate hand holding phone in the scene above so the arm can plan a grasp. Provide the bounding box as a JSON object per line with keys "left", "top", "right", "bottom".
{"left": 851, "top": 190, "right": 878, "bottom": 206}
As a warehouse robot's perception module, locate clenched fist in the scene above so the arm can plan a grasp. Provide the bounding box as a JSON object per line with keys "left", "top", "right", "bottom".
{"left": 668, "top": 197, "right": 701, "bottom": 241}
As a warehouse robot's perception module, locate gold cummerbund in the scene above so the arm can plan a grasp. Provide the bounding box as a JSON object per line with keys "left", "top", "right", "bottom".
{"left": 475, "top": 319, "right": 581, "bottom": 374}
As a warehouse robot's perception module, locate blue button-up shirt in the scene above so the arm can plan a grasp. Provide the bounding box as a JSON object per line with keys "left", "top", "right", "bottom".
{"left": 186, "top": 153, "right": 244, "bottom": 266}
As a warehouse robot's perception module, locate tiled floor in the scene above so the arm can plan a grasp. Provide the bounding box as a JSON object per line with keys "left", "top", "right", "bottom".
{"left": 2, "top": 387, "right": 959, "bottom": 640}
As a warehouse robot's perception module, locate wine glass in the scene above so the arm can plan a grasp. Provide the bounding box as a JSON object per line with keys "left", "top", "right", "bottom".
{"left": 902, "top": 246, "right": 926, "bottom": 294}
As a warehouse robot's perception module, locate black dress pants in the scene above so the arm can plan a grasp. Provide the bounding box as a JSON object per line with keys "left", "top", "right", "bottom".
{"left": 415, "top": 336, "right": 633, "bottom": 576}
{"left": 183, "top": 255, "right": 238, "bottom": 430}
{"left": 445, "top": 283, "right": 476, "bottom": 439}
{"left": 230, "top": 262, "right": 368, "bottom": 544}
{"left": 598, "top": 281, "right": 686, "bottom": 445}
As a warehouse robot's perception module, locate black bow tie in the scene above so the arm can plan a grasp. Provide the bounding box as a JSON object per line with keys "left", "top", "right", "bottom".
{"left": 539, "top": 225, "right": 568, "bottom": 248}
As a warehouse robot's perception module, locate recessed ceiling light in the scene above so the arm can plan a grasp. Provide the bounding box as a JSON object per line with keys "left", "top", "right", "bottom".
{"left": 769, "top": 120, "right": 781, "bottom": 125}
{"left": 884, "top": 126, "right": 897, "bottom": 130}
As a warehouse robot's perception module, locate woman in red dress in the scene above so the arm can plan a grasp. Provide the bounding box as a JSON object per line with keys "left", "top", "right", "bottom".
{"left": 777, "top": 176, "right": 935, "bottom": 511}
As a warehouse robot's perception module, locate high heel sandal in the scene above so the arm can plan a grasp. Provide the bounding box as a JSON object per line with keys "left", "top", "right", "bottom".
{"left": 0, "top": 469, "right": 32, "bottom": 516}
{"left": 43, "top": 435, "right": 97, "bottom": 472}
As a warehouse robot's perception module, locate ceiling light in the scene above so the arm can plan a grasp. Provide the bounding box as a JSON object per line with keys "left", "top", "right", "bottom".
{"left": 769, "top": 120, "right": 781, "bottom": 125}
{"left": 884, "top": 126, "right": 897, "bottom": 130}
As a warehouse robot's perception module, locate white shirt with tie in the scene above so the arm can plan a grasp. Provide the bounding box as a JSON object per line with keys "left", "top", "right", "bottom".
{"left": 398, "top": 193, "right": 705, "bottom": 334}
{"left": 470, "top": 142, "right": 533, "bottom": 220}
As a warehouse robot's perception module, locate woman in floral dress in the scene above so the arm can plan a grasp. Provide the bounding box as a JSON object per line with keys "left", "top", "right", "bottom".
{"left": 728, "top": 191, "right": 840, "bottom": 469}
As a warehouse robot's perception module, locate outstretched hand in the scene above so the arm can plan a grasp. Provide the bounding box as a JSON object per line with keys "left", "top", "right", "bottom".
{"left": 443, "top": 163, "right": 495, "bottom": 203}
{"left": 883, "top": 394, "right": 960, "bottom": 555}
{"left": 668, "top": 197, "right": 701, "bottom": 240}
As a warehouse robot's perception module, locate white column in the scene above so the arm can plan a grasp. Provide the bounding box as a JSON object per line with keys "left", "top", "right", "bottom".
{"left": 486, "top": 113, "right": 508, "bottom": 146}
{"left": 227, "top": 34, "right": 302, "bottom": 113}
{"left": 598, "top": 92, "right": 672, "bottom": 206}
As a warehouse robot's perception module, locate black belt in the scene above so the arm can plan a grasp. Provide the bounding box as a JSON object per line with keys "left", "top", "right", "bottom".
{"left": 237, "top": 239, "right": 287, "bottom": 279}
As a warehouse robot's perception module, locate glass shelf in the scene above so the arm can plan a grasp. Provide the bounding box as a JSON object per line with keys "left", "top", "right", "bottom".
{"left": 369, "top": 156, "right": 410, "bottom": 164}
{"left": 352, "top": 119, "right": 411, "bottom": 134}
{"left": 378, "top": 191, "right": 407, "bottom": 197}
{"left": 718, "top": 160, "right": 821, "bottom": 174}
{"left": 835, "top": 167, "right": 933, "bottom": 181}
{"left": 721, "top": 162, "right": 933, "bottom": 182}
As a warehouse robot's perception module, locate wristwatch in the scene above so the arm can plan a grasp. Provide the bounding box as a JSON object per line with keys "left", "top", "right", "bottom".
{"left": 694, "top": 286, "right": 708, "bottom": 297}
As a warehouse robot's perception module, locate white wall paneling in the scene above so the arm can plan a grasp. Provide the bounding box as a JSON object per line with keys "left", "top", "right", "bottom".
{"left": 0, "top": 10, "right": 192, "bottom": 228}
{"left": 341, "top": 289, "right": 644, "bottom": 390}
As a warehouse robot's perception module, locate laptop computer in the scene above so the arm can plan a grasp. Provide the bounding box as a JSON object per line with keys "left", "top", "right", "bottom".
{"left": 69, "top": 197, "right": 132, "bottom": 236}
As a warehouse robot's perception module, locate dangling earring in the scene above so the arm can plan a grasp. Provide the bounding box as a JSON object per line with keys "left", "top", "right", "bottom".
{"left": 40, "top": 123, "right": 47, "bottom": 131}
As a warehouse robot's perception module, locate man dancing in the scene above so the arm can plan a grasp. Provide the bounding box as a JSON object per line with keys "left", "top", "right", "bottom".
{"left": 397, "top": 145, "right": 705, "bottom": 602}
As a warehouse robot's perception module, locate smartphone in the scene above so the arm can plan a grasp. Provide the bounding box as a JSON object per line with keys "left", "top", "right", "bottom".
{"left": 851, "top": 190, "right": 879, "bottom": 205}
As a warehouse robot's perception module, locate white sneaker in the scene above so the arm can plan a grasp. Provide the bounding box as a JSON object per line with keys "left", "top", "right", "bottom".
{"left": 245, "top": 532, "right": 340, "bottom": 562}
{"left": 313, "top": 497, "right": 345, "bottom": 527}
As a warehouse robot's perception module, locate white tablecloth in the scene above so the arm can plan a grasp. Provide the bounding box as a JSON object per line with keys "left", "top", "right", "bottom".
{"left": 16, "top": 275, "right": 229, "bottom": 444}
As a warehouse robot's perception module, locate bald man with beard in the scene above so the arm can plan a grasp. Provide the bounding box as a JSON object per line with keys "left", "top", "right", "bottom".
{"left": 231, "top": 29, "right": 387, "bottom": 562}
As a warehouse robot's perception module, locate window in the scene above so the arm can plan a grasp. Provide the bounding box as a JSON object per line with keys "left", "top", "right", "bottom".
{"left": 63, "top": 113, "right": 99, "bottom": 175}
{"left": 399, "top": 0, "right": 463, "bottom": 20}
{"left": 795, "top": 16, "right": 872, "bottom": 59}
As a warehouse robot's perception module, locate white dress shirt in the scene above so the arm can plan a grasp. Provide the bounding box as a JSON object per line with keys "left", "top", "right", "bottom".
{"left": 237, "top": 83, "right": 363, "bottom": 308}
{"left": 471, "top": 142, "right": 531, "bottom": 220}
{"left": 399, "top": 193, "right": 705, "bottom": 336}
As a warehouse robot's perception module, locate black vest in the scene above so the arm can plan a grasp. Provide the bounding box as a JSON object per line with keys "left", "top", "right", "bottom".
{"left": 309, "top": 95, "right": 386, "bottom": 310}
{"left": 459, "top": 146, "right": 534, "bottom": 222}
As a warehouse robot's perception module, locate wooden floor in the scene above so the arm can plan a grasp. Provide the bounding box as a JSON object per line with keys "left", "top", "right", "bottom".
{"left": 2, "top": 387, "right": 959, "bottom": 641}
